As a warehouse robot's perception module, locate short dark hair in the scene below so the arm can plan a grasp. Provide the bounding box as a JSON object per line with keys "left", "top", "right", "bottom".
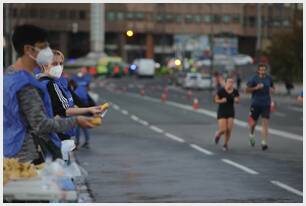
{"left": 12, "top": 24, "right": 48, "bottom": 57}
{"left": 257, "top": 63, "right": 267, "bottom": 70}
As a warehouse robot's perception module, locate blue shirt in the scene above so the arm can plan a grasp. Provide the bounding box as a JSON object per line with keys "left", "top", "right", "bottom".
{"left": 247, "top": 74, "right": 274, "bottom": 107}
{"left": 299, "top": 91, "right": 303, "bottom": 97}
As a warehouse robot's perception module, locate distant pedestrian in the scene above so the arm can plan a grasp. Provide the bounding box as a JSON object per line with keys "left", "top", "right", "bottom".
{"left": 284, "top": 79, "right": 294, "bottom": 95}
{"left": 236, "top": 72, "right": 241, "bottom": 91}
{"left": 214, "top": 77, "right": 240, "bottom": 151}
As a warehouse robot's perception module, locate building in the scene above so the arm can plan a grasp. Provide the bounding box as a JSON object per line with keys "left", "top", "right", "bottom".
{"left": 4, "top": 3, "right": 300, "bottom": 63}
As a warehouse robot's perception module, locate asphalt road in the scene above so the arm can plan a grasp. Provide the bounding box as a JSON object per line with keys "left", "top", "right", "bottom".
{"left": 75, "top": 76, "right": 303, "bottom": 203}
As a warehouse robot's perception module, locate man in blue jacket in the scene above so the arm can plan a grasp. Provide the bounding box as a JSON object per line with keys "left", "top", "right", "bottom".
{"left": 4, "top": 25, "right": 95, "bottom": 163}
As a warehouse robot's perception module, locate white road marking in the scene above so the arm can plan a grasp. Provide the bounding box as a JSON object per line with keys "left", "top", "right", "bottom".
{"left": 190, "top": 144, "right": 214, "bottom": 156}
{"left": 164, "top": 133, "right": 185, "bottom": 143}
{"left": 127, "top": 93, "right": 303, "bottom": 142}
{"left": 121, "top": 110, "right": 129, "bottom": 115}
{"left": 273, "top": 111, "right": 286, "bottom": 117}
{"left": 288, "top": 106, "right": 303, "bottom": 112}
{"left": 130, "top": 115, "right": 139, "bottom": 121}
{"left": 112, "top": 104, "right": 120, "bottom": 110}
{"left": 149, "top": 125, "right": 164, "bottom": 133}
{"left": 270, "top": 180, "right": 303, "bottom": 197}
{"left": 138, "top": 119, "right": 149, "bottom": 126}
{"left": 221, "top": 159, "right": 258, "bottom": 175}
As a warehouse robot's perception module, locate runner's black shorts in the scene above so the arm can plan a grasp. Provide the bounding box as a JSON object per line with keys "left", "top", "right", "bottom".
{"left": 217, "top": 109, "right": 235, "bottom": 119}
{"left": 249, "top": 105, "right": 270, "bottom": 121}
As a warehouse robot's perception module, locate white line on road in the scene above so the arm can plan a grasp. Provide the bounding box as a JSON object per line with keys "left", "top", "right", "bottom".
{"left": 127, "top": 93, "right": 303, "bottom": 142}
{"left": 270, "top": 180, "right": 303, "bottom": 197}
{"left": 121, "top": 110, "right": 129, "bottom": 115}
{"left": 138, "top": 119, "right": 149, "bottom": 126}
{"left": 190, "top": 144, "right": 214, "bottom": 156}
{"left": 273, "top": 111, "right": 286, "bottom": 117}
{"left": 112, "top": 104, "right": 120, "bottom": 110}
{"left": 130, "top": 115, "right": 139, "bottom": 121}
{"left": 221, "top": 159, "right": 258, "bottom": 175}
{"left": 288, "top": 106, "right": 303, "bottom": 113}
{"left": 164, "top": 133, "right": 185, "bottom": 143}
{"left": 149, "top": 125, "right": 164, "bottom": 133}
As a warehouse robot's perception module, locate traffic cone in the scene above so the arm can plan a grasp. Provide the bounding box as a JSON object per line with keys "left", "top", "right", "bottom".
{"left": 161, "top": 93, "right": 167, "bottom": 103}
{"left": 270, "top": 100, "right": 276, "bottom": 112}
{"left": 140, "top": 88, "right": 145, "bottom": 96}
{"left": 193, "top": 97, "right": 199, "bottom": 110}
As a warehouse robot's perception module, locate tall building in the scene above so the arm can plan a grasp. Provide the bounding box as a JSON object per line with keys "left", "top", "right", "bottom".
{"left": 4, "top": 3, "right": 299, "bottom": 63}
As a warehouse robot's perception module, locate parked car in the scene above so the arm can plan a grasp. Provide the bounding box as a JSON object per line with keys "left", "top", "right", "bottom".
{"left": 183, "top": 72, "right": 212, "bottom": 90}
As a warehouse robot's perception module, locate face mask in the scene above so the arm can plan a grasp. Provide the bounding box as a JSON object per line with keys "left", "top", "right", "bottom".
{"left": 30, "top": 46, "right": 54, "bottom": 66}
{"left": 77, "top": 72, "right": 83, "bottom": 77}
{"left": 49, "top": 65, "right": 63, "bottom": 79}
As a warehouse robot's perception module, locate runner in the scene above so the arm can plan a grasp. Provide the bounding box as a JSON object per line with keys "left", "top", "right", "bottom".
{"left": 246, "top": 64, "right": 274, "bottom": 151}
{"left": 214, "top": 77, "right": 240, "bottom": 151}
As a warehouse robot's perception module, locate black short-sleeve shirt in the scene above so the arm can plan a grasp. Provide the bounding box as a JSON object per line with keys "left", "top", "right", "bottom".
{"left": 217, "top": 88, "right": 239, "bottom": 115}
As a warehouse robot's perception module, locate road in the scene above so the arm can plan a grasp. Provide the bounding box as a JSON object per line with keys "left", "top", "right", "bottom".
{"left": 75, "top": 76, "right": 303, "bottom": 203}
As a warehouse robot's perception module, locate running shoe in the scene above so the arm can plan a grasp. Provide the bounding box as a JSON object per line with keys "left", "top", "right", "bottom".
{"left": 81, "top": 142, "right": 90, "bottom": 149}
{"left": 222, "top": 144, "right": 228, "bottom": 151}
{"left": 261, "top": 144, "right": 268, "bottom": 151}
{"left": 261, "top": 140, "right": 268, "bottom": 151}
{"left": 249, "top": 134, "right": 255, "bottom": 147}
{"left": 214, "top": 131, "right": 221, "bottom": 144}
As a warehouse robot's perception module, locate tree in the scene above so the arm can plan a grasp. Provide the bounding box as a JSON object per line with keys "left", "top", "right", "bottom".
{"left": 265, "top": 6, "right": 302, "bottom": 82}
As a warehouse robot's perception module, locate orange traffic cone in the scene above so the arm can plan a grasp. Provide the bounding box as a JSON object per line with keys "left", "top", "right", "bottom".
{"left": 161, "top": 93, "right": 167, "bottom": 102}
{"left": 193, "top": 98, "right": 199, "bottom": 110}
{"left": 140, "top": 88, "right": 145, "bottom": 96}
{"left": 270, "top": 100, "right": 276, "bottom": 112}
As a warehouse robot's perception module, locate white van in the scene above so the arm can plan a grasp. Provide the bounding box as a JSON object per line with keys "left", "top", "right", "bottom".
{"left": 183, "top": 72, "right": 212, "bottom": 90}
{"left": 135, "top": 58, "right": 155, "bottom": 77}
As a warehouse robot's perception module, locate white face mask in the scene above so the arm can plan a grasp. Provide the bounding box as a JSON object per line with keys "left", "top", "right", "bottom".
{"left": 30, "top": 46, "right": 54, "bottom": 66}
{"left": 77, "top": 72, "right": 83, "bottom": 77}
{"left": 49, "top": 65, "right": 63, "bottom": 79}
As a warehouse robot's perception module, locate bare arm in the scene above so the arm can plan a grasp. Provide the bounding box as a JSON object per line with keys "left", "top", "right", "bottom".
{"left": 234, "top": 96, "right": 240, "bottom": 104}
{"left": 214, "top": 95, "right": 227, "bottom": 104}
{"left": 66, "top": 106, "right": 102, "bottom": 116}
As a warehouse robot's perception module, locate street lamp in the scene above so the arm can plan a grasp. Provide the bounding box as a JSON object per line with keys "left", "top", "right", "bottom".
{"left": 126, "top": 30, "right": 134, "bottom": 37}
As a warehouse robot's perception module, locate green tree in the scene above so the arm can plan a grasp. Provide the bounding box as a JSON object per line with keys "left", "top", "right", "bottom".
{"left": 266, "top": 7, "right": 302, "bottom": 82}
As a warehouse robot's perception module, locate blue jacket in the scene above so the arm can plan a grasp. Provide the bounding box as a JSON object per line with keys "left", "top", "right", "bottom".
{"left": 74, "top": 85, "right": 91, "bottom": 106}
{"left": 40, "top": 76, "right": 76, "bottom": 137}
{"left": 72, "top": 74, "right": 90, "bottom": 87}
{"left": 4, "top": 71, "right": 61, "bottom": 157}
